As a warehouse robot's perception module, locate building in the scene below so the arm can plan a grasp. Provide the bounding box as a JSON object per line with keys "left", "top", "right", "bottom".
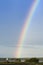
{"left": 8, "top": 58, "right": 15, "bottom": 62}
{"left": 39, "top": 58, "right": 43, "bottom": 63}
{"left": 20, "top": 58, "right": 25, "bottom": 62}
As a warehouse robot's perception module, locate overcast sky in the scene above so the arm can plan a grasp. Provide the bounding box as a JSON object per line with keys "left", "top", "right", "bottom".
{"left": 0, "top": 0, "right": 43, "bottom": 58}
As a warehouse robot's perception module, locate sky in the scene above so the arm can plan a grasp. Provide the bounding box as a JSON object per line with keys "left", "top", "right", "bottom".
{"left": 0, "top": 0, "right": 43, "bottom": 58}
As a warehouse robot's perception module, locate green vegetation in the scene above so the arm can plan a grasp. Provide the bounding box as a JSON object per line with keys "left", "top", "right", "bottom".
{"left": 29, "top": 58, "right": 39, "bottom": 63}
{"left": 0, "top": 58, "right": 43, "bottom": 65}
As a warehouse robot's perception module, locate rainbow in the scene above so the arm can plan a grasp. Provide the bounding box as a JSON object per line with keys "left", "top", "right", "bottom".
{"left": 15, "top": 0, "right": 40, "bottom": 58}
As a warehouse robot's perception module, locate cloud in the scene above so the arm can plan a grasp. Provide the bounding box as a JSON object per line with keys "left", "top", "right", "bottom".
{"left": 0, "top": 45, "right": 43, "bottom": 58}
{"left": 0, "top": 45, "right": 16, "bottom": 57}
{"left": 20, "top": 45, "right": 43, "bottom": 58}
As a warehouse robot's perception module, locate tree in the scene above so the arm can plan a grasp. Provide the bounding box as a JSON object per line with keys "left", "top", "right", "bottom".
{"left": 29, "top": 58, "right": 39, "bottom": 63}
{"left": 25, "top": 59, "right": 30, "bottom": 62}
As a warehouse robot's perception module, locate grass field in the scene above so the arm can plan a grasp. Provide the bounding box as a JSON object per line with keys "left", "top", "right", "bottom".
{"left": 0, "top": 62, "right": 43, "bottom": 65}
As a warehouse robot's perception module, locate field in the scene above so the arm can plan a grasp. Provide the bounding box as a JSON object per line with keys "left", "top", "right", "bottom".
{"left": 0, "top": 62, "right": 43, "bottom": 65}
